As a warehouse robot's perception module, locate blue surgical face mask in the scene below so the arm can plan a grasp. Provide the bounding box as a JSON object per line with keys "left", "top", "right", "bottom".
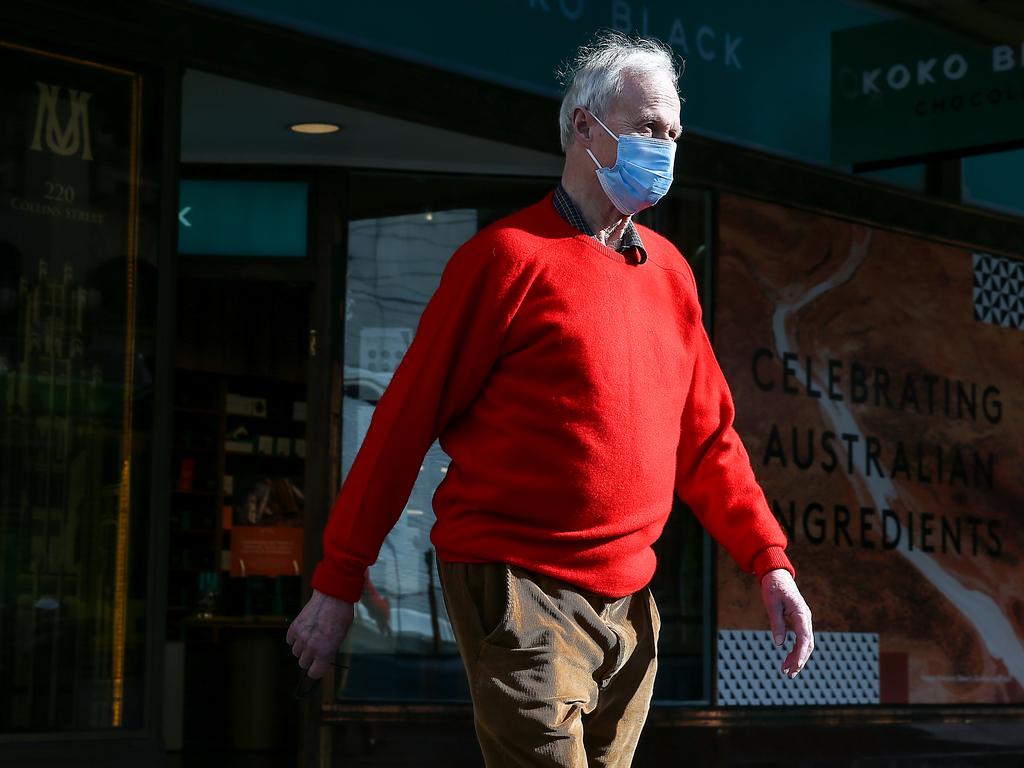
{"left": 585, "top": 110, "right": 676, "bottom": 216}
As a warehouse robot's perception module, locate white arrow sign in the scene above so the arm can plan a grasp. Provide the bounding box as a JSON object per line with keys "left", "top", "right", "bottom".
{"left": 178, "top": 206, "right": 192, "bottom": 227}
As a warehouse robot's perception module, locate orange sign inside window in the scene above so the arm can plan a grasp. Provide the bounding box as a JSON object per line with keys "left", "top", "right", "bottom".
{"left": 229, "top": 526, "right": 303, "bottom": 577}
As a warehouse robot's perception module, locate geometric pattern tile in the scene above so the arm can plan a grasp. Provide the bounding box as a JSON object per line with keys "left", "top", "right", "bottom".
{"left": 973, "top": 252, "right": 1024, "bottom": 330}
{"left": 716, "top": 630, "right": 879, "bottom": 706}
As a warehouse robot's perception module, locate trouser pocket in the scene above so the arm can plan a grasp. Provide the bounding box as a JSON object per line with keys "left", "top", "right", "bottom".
{"left": 647, "top": 586, "right": 661, "bottom": 642}
{"left": 466, "top": 562, "right": 515, "bottom": 645}
{"left": 438, "top": 561, "right": 515, "bottom": 649}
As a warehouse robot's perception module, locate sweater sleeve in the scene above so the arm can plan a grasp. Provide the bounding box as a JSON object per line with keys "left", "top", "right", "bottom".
{"left": 312, "top": 238, "right": 531, "bottom": 602}
{"left": 673, "top": 287, "right": 795, "bottom": 582}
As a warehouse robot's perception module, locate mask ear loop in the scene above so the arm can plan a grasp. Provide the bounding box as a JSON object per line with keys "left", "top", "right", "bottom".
{"left": 582, "top": 108, "right": 618, "bottom": 170}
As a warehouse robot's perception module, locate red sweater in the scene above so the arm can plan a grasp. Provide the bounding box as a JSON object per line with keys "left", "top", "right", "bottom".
{"left": 312, "top": 192, "right": 793, "bottom": 602}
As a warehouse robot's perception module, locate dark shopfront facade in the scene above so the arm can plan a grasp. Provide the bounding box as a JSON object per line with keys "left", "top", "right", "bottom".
{"left": 1, "top": 1, "right": 1023, "bottom": 766}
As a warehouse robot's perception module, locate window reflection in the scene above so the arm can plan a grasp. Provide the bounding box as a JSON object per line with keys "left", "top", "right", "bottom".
{"left": 338, "top": 204, "right": 494, "bottom": 700}
{"left": 342, "top": 209, "right": 476, "bottom": 660}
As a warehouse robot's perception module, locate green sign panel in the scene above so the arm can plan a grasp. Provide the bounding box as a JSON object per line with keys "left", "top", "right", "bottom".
{"left": 832, "top": 19, "right": 1024, "bottom": 165}
{"left": 191, "top": 0, "right": 884, "bottom": 166}
{"left": 178, "top": 179, "right": 308, "bottom": 257}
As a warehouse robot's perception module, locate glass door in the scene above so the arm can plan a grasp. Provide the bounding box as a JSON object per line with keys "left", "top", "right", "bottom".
{"left": 334, "top": 172, "right": 552, "bottom": 701}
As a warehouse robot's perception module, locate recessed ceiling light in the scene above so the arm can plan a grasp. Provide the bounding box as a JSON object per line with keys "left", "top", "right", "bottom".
{"left": 289, "top": 122, "right": 340, "bottom": 134}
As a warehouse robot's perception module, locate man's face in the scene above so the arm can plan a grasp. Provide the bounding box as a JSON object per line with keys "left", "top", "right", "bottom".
{"left": 590, "top": 69, "right": 682, "bottom": 167}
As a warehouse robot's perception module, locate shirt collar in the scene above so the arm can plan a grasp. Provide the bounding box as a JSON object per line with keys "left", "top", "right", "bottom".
{"left": 552, "top": 184, "right": 647, "bottom": 264}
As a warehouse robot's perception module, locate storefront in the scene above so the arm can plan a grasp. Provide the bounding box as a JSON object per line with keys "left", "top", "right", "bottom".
{"left": 0, "top": 1, "right": 1021, "bottom": 766}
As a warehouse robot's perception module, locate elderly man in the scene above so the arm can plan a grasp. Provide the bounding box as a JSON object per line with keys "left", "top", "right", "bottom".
{"left": 288, "top": 32, "right": 814, "bottom": 767}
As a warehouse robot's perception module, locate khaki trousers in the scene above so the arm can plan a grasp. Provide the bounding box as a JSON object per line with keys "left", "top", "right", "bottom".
{"left": 437, "top": 561, "right": 660, "bottom": 768}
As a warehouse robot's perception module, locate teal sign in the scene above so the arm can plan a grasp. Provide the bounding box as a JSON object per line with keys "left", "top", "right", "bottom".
{"left": 178, "top": 179, "right": 308, "bottom": 257}
{"left": 964, "top": 149, "right": 1024, "bottom": 215}
{"left": 191, "top": 0, "right": 885, "bottom": 166}
{"left": 832, "top": 19, "right": 1024, "bottom": 165}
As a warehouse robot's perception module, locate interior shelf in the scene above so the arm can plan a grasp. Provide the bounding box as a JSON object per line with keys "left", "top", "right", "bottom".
{"left": 167, "top": 367, "right": 307, "bottom": 640}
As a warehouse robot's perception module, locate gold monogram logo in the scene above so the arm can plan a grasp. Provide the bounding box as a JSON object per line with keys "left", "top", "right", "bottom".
{"left": 30, "top": 81, "right": 94, "bottom": 161}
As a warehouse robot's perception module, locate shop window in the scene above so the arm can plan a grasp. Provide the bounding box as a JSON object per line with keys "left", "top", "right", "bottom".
{"left": 333, "top": 172, "right": 712, "bottom": 704}
{"left": 637, "top": 188, "right": 713, "bottom": 705}
{"left": 0, "top": 42, "right": 157, "bottom": 733}
{"left": 962, "top": 148, "right": 1024, "bottom": 218}
{"left": 167, "top": 278, "right": 311, "bottom": 753}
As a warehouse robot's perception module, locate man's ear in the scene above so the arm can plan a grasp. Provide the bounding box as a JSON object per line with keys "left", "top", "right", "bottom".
{"left": 572, "top": 107, "right": 592, "bottom": 147}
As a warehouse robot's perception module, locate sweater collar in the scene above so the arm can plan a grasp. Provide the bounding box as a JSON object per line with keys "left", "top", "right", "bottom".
{"left": 552, "top": 184, "right": 647, "bottom": 265}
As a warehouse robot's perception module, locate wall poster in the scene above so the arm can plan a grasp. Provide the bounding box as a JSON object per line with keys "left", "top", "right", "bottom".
{"left": 229, "top": 474, "right": 304, "bottom": 578}
{"left": 713, "top": 193, "right": 1023, "bottom": 706}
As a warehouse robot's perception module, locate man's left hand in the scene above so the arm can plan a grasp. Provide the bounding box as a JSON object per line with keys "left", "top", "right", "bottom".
{"left": 760, "top": 569, "right": 814, "bottom": 678}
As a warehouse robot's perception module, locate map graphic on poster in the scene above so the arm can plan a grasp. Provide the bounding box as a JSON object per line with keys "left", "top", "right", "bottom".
{"left": 714, "top": 193, "right": 1023, "bottom": 705}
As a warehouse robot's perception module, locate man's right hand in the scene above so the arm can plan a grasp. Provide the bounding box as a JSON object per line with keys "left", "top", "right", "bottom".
{"left": 286, "top": 589, "right": 354, "bottom": 679}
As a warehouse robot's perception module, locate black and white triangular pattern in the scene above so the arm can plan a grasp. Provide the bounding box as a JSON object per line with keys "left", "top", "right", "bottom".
{"left": 973, "top": 252, "right": 1024, "bottom": 331}
{"left": 716, "top": 630, "right": 879, "bottom": 706}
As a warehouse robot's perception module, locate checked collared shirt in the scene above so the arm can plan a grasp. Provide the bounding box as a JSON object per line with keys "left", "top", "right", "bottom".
{"left": 552, "top": 184, "right": 648, "bottom": 264}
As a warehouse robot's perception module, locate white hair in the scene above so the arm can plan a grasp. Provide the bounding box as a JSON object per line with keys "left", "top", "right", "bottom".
{"left": 558, "top": 31, "right": 684, "bottom": 152}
